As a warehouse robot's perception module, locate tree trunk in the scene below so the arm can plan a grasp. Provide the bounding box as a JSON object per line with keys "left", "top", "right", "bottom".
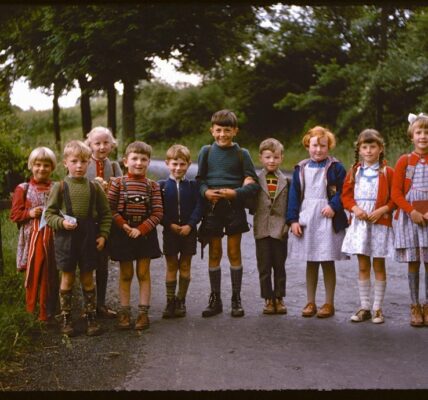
{"left": 122, "top": 78, "right": 136, "bottom": 148}
{"left": 107, "top": 81, "right": 117, "bottom": 137}
{"left": 52, "top": 82, "right": 61, "bottom": 152}
{"left": 78, "top": 76, "right": 92, "bottom": 138}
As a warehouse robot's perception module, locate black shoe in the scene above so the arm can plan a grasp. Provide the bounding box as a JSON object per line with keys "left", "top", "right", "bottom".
{"left": 162, "top": 297, "right": 176, "bottom": 319}
{"left": 231, "top": 293, "right": 244, "bottom": 317}
{"left": 174, "top": 297, "right": 186, "bottom": 318}
{"left": 202, "top": 292, "right": 223, "bottom": 318}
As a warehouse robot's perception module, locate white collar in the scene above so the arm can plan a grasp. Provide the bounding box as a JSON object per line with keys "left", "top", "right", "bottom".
{"left": 361, "top": 162, "right": 379, "bottom": 171}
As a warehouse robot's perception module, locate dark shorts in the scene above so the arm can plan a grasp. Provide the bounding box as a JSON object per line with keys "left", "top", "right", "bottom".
{"left": 54, "top": 219, "right": 98, "bottom": 273}
{"left": 197, "top": 198, "right": 249, "bottom": 242}
{"left": 108, "top": 224, "right": 161, "bottom": 261}
{"left": 163, "top": 229, "right": 197, "bottom": 256}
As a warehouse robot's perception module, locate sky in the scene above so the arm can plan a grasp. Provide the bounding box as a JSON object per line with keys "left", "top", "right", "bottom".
{"left": 9, "top": 57, "right": 202, "bottom": 111}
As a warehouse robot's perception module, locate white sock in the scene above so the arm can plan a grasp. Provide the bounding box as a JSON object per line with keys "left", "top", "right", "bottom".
{"left": 373, "top": 280, "right": 386, "bottom": 311}
{"left": 358, "top": 279, "right": 371, "bottom": 310}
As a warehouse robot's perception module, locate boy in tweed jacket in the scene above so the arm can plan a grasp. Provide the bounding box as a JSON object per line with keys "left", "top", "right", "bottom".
{"left": 253, "top": 138, "right": 289, "bottom": 314}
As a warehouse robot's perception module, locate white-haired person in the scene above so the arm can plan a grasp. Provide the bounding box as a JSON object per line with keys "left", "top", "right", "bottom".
{"left": 85, "top": 126, "right": 122, "bottom": 319}
{"left": 10, "top": 146, "right": 59, "bottom": 325}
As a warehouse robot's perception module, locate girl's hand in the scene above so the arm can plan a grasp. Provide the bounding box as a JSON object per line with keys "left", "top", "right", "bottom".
{"left": 410, "top": 210, "right": 426, "bottom": 226}
{"left": 29, "top": 206, "right": 43, "bottom": 219}
{"left": 63, "top": 219, "right": 77, "bottom": 230}
{"left": 321, "top": 205, "right": 335, "bottom": 218}
{"left": 123, "top": 223, "right": 132, "bottom": 235}
{"left": 291, "top": 222, "right": 303, "bottom": 237}
{"left": 96, "top": 236, "right": 106, "bottom": 251}
{"left": 352, "top": 206, "right": 368, "bottom": 221}
{"left": 127, "top": 227, "right": 141, "bottom": 239}
{"left": 367, "top": 206, "right": 389, "bottom": 223}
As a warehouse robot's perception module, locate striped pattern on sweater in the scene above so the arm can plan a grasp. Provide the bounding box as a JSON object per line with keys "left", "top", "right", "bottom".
{"left": 108, "top": 174, "right": 163, "bottom": 235}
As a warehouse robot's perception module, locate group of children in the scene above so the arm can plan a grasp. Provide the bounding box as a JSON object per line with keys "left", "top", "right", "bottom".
{"left": 9, "top": 109, "right": 428, "bottom": 336}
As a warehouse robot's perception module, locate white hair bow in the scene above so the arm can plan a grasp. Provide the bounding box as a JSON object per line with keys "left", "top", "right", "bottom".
{"left": 408, "top": 113, "right": 426, "bottom": 124}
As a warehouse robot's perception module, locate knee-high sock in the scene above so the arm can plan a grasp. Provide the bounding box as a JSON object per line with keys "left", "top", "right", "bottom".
{"left": 209, "top": 266, "right": 221, "bottom": 294}
{"left": 177, "top": 276, "right": 190, "bottom": 300}
{"left": 408, "top": 272, "right": 419, "bottom": 304}
{"left": 372, "top": 280, "right": 386, "bottom": 311}
{"left": 230, "top": 265, "right": 243, "bottom": 295}
{"left": 358, "top": 279, "right": 371, "bottom": 310}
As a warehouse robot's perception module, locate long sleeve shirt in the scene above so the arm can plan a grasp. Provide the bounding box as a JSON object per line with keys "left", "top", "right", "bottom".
{"left": 196, "top": 142, "right": 260, "bottom": 202}
{"left": 107, "top": 173, "right": 163, "bottom": 236}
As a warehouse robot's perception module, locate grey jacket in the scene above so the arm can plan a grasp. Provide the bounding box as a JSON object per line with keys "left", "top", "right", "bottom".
{"left": 253, "top": 168, "right": 289, "bottom": 240}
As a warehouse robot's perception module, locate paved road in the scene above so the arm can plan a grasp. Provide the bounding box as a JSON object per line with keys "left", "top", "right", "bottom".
{"left": 109, "top": 211, "right": 428, "bottom": 391}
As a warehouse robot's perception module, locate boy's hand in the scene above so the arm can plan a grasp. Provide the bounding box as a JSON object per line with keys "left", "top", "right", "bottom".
{"left": 63, "top": 219, "right": 77, "bottom": 230}
{"left": 218, "top": 188, "right": 237, "bottom": 200}
{"left": 205, "top": 189, "right": 222, "bottom": 203}
{"left": 170, "top": 223, "right": 181, "bottom": 234}
{"left": 123, "top": 223, "right": 132, "bottom": 235}
{"left": 291, "top": 222, "right": 303, "bottom": 237}
{"left": 179, "top": 225, "right": 192, "bottom": 236}
{"left": 96, "top": 236, "right": 106, "bottom": 251}
{"left": 321, "top": 205, "right": 335, "bottom": 218}
{"left": 410, "top": 210, "right": 426, "bottom": 226}
{"left": 29, "top": 206, "right": 43, "bottom": 219}
{"left": 352, "top": 205, "right": 368, "bottom": 221}
{"left": 243, "top": 176, "right": 256, "bottom": 186}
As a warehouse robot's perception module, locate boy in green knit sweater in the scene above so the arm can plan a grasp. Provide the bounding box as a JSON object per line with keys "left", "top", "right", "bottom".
{"left": 45, "top": 140, "right": 112, "bottom": 336}
{"left": 196, "top": 109, "right": 259, "bottom": 318}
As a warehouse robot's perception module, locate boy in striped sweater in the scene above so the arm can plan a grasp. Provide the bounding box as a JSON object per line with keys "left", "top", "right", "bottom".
{"left": 107, "top": 141, "right": 163, "bottom": 331}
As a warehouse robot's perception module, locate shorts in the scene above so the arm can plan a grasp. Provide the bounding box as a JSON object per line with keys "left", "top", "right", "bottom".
{"left": 197, "top": 198, "right": 249, "bottom": 242}
{"left": 54, "top": 219, "right": 98, "bottom": 273}
{"left": 108, "top": 223, "right": 161, "bottom": 261}
{"left": 163, "top": 228, "right": 197, "bottom": 256}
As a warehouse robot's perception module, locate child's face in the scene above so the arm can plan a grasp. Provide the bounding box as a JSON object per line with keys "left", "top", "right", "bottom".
{"left": 210, "top": 124, "right": 238, "bottom": 148}
{"left": 359, "top": 142, "right": 382, "bottom": 166}
{"left": 31, "top": 160, "right": 53, "bottom": 183}
{"left": 89, "top": 132, "right": 113, "bottom": 160}
{"left": 165, "top": 157, "right": 190, "bottom": 180}
{"left": 308, "top": 136, "right": 329, "bottom": 162}
{"left": 124, "top": 152, "right": 150, "bottom": 176}
{"left": 64, "top": 154, "right": 89, "bottom": 178}
{"left": 259, "top": 149, "right": 283, "bottom": 173}
{"left": 412, "top": 127, "right": 428, "bottom": 154}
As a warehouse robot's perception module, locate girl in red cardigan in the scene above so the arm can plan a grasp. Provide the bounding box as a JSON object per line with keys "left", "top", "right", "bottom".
{"left": 341, "top": 130, "right": 394, "bottom": 324}
{"left": 10, "top": 147, "right": 59, "bottom": 324}
{"left": 392, "top": 113, "right": 428, "bottom": 327}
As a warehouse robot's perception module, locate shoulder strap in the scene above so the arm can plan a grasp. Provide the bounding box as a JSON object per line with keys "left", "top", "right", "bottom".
{"left": 146, "top": 178, "right": 152, "bottom": 216}
{"left": 200, "top": 145, "right": 212, "bottom": 179}
{"left": 22, "top": 182, "right": 29, "bottom": 204}
{"left": 88, "top": 181, "right": 95, "bottom": 219}
{"left": 61, "top": 181, "right": 73, "bottom": 216}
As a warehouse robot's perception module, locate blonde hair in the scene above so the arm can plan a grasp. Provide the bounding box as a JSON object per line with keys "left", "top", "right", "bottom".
{"left": 407, "top": 114, "right": 428, "bottom": 139}
{"left": 85, "top": 126, "right": 117, "bottom": 149}
{"left": 28, "top": 146, "right": 57, "bottom": 170}
{"left": 165, "top": 144, "right": 191, "bottom": 163}
{"left": 302, "top": 126, "right": 336, "bottom": 149}
{"left": 124, "top": 141, "right": 152, "bottom": 158}
{"left": 259, "top": 138, "right": 284, "bottom": 155}
{"left": 63, "top": 140, "right": 92, "bottom": 160}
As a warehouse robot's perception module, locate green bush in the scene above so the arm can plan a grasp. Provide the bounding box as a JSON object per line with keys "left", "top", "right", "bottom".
{"left": 0, "top": 211, "right": 37, "bottom": 368}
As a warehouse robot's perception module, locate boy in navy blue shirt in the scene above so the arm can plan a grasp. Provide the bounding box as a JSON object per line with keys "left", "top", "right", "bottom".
{"left": 159, "top": 145, "right": 203, "bottom": 318}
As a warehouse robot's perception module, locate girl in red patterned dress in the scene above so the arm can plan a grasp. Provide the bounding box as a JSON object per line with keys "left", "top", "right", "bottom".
{"left": 10, "top": 147, "right": 59, "bottom": 324}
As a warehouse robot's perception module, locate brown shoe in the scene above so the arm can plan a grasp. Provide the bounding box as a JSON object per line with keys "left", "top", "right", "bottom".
{"left": 263, "top": 299, "right": 275, "bottom": 315}
{"left": 275, "top": 298, "right": 287, "bottom": 315}
{"left": 302, "top": 302, "right": 317, "bottom": 317}
{"left": 317, "top": 303, "right": 335, "bottom": 318}
{"left": 424, "top": 304, "right": 428, "bottom": 326}
{"left": 97, "top": 305, "right": 117, "bottom": 319}
{"left": 410, "top": 304, "right": 424, "bottom": 327}
{"left": 117, "top": 308, "right": 131, "bottom": 330}
{"left": 86, "top": 312, "right": 102, "bottom": 336}
{"left": 135, "top": 312, "right": 150, "bottom": 331}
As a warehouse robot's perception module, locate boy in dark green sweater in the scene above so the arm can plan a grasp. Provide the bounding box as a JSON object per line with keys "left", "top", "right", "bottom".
{"left": 45, "top": 140, "right": 112, "bottom": 336}
{"left": 196, "top": 109, "right": 259, "bottom": 318}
